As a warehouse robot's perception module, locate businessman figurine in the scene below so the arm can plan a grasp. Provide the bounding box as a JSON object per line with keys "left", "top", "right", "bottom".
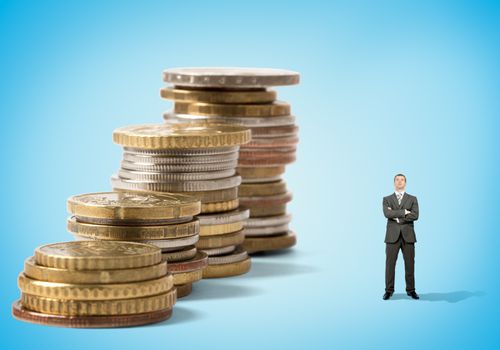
{"left": 382, "top": 174, "right": 420, "bottom": 300}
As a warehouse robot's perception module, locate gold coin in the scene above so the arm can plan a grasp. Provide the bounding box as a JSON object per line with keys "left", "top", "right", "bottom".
{"left": 35, "top": 241, "right": 161, "bottom": 271}
{"left": 18, "top": 273, "right": 173, "bottom": 300}
{"left": 113, "top": 123, "right": 251, "bottom": 149}
{"left": 196, "top": 230, "right": 245, "bottom": 249}
{"left": 202, "top": 257, "right": 251, "bottom": 278}
{"left": 160, "top": 87, "right": 277, "bottom": 104}
{"left": 67, "top": 217, "right": 199, "bottom": 241}
{"left": 243, "top": 231, "right": 297, "bottom": 253}
{"left": 171, "top": 269, "right": 203, "bottom": 285}
{"left": 201, "top": 199, "right": 239, "bottom": 213}
{"left": 239, "top": 181, "right": 287, "bottom": 197}
{"left": 175, "top": 283, "right": 192, "bottom": 298}
{"left": 199, "top": 221, "right": 244, "bottom": 236}
{"left": 174, "top": 101, "right": 290, "bottom": 118}
{"left": 20, "top": 289, "right": 177, "bottom": 316}
{"left": 245, "top": 204, "right": 287, "bottom": 217}
{"left": 162, "top": 246, "right": 197, "bottom": 262}
{"left": 24, "top": 257, "right": 167, "bottom": 284}
{"left": 67, "top": 191, "right": 200, "bottom": 222}
{"left": 236, "top": 166, "right": 285, "bottom": 179}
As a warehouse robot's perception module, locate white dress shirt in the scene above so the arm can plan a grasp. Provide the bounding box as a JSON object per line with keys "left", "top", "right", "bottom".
{"left": 394, "top": 191, "right": 405, "bottom": 223}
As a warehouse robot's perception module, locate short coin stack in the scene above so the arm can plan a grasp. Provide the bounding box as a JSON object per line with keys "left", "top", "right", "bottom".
{"left": 110, "top": 123, "right": 254, "bottom": 278}
{"left": 12, "top": 241, "right": 176, "bottom": 328}
{"left": 66, "top": 191, "right": 206, "bottom": 298}
{"left": 161, "top": 67, "right": 299, "bottom": 253}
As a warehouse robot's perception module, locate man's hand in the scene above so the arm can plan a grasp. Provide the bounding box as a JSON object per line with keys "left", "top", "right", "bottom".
{"left": 404, "top": 209, "right": 410, "bottom": 215}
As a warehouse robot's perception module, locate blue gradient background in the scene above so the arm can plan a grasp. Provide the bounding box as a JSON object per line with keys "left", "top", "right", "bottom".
{"left": 1, "top": 1, "right": 499, "bottom": 348}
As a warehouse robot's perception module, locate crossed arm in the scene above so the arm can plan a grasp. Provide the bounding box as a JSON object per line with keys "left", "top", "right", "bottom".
{"left": 382, "top": 197, "right": 419, "bottom": 222}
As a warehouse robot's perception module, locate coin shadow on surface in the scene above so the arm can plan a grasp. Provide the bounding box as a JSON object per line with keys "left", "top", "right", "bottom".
{"left": 185, "top": 280, "right": 264, "bottom": 301}
{"left": 145, "top": 306, "right": 204, "bottom": 326}
{"left": 390, "top": 290, "right": 486, "bottom": 303}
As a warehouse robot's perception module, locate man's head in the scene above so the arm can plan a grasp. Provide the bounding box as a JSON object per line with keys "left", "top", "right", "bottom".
{"left": 394, "top": 173, "right": 406, "bottom": 192}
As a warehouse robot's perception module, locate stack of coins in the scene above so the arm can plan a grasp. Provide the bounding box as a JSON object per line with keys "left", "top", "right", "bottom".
{"left": 66, "top": 191, "right": 206, "bottom": 298}
{"left": 161, "top": 67, "right": 299, "bottom": 253}
{"left": 110, "top": 123, "right": 254, "bottom": 278}
{"left": 12, "top": 241, "right": 176, "bottom": 328}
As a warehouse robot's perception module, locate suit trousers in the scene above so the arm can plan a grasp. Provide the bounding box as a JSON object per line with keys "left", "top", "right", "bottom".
{"left": 385, "top": 234, "right": 415, "bottom": 293}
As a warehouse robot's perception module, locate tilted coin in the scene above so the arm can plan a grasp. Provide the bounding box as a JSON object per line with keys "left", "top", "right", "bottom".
{"left": 67, "top": 216, "right": 199, "bottom": 240}
{"left": 200, "top": 245, "right": 237, "bottom": 256}
{"left": 24, "top": 256, "right": 167, "bottom": 284}
{"left": 117, "top": 168, "right": 236, "bottom": 182}
{"left": 113, "top": 123, "right": 251, "bottom": 149}
{"left": 239, "top": 181, "right": 287, "bottom": 197}
{"left": 160, "top": 87, "right": 277, "bottom": 104}
{"left": 164, "top": 111, "right": 296, "bottom": 127}
{"left": 202, "top": 257, "right": 252, "bottom": 278}
{"left": 163, "top": 67, "right": 300, "bottom": 88}
{"left": 197, "top": 209, "right": 250, "bottom": 226}
{"left": 67, "top": 191, "right": 200, "bottom": 222}
{"left": 245, "top": 213, "right": 292, "bottom": 228}
{"left": 35, "top": 241, "right": 162, "bottom": 271}
{"left": 12, "top": 300, "right": 173, "bottom": 328}
{"left": 243, "top": 223, "right": 289, "bottom": 237}
{"left": 196, "top": 230, "right": 245, "bottom": 249}
{"left": 20, "top": 289, "right": 177, "bottom": 316}
{"left": 111, "top": 174, "right": 242, "bottom": 192}
{"left": 243, "top": 231, "right": 297, "bottom": 254}
{"left": 174, "top": 101, "right": 290, "bottom": 118}
{"left": 18, "top": 273, "right": 173, "bottom": 300}
{"left": 161, "top": 245, "right": 197, "bottom": 262}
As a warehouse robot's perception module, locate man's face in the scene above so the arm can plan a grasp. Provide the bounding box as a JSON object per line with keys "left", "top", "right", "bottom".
{"left": 394, "top": 176, "right": 406, "bottom": 191}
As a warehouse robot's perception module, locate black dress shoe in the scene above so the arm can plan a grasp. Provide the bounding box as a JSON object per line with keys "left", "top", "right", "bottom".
{"left": 407, "top": 291, "right": 420, "bottom": 299}
{"left": 383, "top": 292, "right": 393, "bottom": 300}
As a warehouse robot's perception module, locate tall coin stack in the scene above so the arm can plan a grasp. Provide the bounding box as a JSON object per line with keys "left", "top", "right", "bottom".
{"left": 161, "top": 67, "right": 299, "bottom": 253}
{"left": 66, "top": 191, "right": 206, "bottom": 298}
{"left": 12, "top": 241, "right": 176, "bottom": 328}
{"left": 110, "top": 123, "right": 254, "bottom": 278}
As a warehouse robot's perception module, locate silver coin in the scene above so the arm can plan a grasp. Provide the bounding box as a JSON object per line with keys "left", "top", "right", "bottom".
{"left": 164, "top": 111, "right": 296, "bottom": 127}
{"left": 111, "top": 174, "right": 242, "bottom": 192}
{"left": 123, "top": 146, "right": 239, "bottom": 156}
{"left": 197, "top": 209, "right": 250, "bottom": 226}
{"left": 122, "top": 152, "right": 239, "bottom": 165}
{"left": 163, "top": 67, "right": 300, "bottom": 88}
{"left": 207, "top": 246, "right": 249, "bottom": 265}
{"left": 201, "top": 245, "right": 237, "bottom": 256}
{"left": 118, "top": 168, "right": 236, "bottom": 182}
{"left": 240, "top": 175, "right": 283, "bottom": 183}
{"left": 243, "top": 224, "right": 289, "bottom": 237}
{"left": 245, "top": 213, "right": 292, "bottom": 228}
{"left": 120, "top": 159, "right": 238, "bottom": 173}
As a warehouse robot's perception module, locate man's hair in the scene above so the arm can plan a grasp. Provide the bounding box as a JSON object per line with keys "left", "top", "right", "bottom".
{"left": 394, "top": 173, "right": 407, "bottom": 182}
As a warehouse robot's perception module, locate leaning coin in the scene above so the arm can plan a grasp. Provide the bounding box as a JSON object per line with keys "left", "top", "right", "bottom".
{"left": 163, "top": 67, "right": 300, "bottom": 88}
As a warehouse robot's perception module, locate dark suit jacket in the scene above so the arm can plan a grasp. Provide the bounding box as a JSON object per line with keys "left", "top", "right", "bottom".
{"left": 383, "top": 193, "right": 419, "bottom": 243}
